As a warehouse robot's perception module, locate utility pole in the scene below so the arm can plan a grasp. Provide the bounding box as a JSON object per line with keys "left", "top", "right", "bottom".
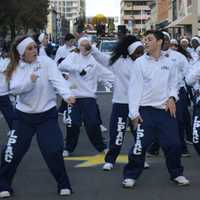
{"left": 140, "top": 9, "right": 143, "bottom": 33}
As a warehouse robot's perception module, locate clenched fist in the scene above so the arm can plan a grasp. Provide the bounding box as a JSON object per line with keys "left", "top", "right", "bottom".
{"left": 65, "top": 96, "right": 76, "bottom": 106}
{"left": 31, "top": 73, "right": 38, "bottom": 82}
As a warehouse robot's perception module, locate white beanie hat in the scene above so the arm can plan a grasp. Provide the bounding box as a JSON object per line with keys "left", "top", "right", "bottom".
{"left": 78, "top": 37, "right": 91, "bottom": 48}
{"left": 191, "top": 36, "right": 200, "bottom": 44}
{"left": 196, "top": 46, "right": 200, "bottom": 54}
{"left": 170, "top": 39, "right": 178, "bottom": 45}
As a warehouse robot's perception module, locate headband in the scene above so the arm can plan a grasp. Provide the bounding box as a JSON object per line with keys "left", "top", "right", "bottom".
{"left": 16, "top": 37, "right": 35, "bottom": 57}
{"left": 162, "top": 31, "right": 171, "bottom": 40}
{"left": 128, "top": 41, "right": 143, "bottom": 55}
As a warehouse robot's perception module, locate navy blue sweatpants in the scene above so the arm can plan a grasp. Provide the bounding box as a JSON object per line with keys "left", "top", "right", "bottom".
{"left": 0, "top": 107, "right": 71, "bottom": 193}
{"left": 123, "top": 106, "right": 183, "bottom": 180}
{"left": 58, "top": 99, "right": 68, "bottom": 114}
{"left": 0, "top": 95, "right": 14, "bottom": 129}
{"left": 105, "top": 103, "right": 129, "bottom": 164}
{"left": 176, "top": 87, "right": 190, "bottom": 153}
{"left": 64, "top": 98, "right": 106, "bottom": 153}
{"left": 148, "top": 87, "right": 191, "bottom": 154}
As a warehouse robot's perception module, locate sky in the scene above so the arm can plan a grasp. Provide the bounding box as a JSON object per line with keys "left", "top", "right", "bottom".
{"left": 86, "top": 0, "right": 120, "bottom": 17}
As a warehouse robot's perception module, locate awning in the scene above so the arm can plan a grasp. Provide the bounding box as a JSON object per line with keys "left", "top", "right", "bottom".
{"left": 167, "top": 14, "right": 192, "bottom": 28}
{"left": 155, "top": 20, "right": 170, "bottom": 29}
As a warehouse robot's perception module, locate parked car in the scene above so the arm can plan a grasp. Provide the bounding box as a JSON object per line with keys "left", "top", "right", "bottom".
{"left": 98, "top": 40, "right": 117, "bottom": 54}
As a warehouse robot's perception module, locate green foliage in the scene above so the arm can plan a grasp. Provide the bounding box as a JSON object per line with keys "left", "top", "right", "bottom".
{"left": 0, "top": 0, "right": 49, "bottom": 40}
{"left": 92, "top": 14, "right": 107, "bottom": 25}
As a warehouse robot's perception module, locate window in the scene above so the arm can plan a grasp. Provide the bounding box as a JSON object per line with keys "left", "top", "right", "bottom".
{"left": 67, "top": 14, "right": 73, "bottom": 18}
{"left": 67, "top": 2, "right": 73, "bottom": 7}
{"left": 66, "top": 8, "right": 72, "bottom": 12}
{"left": 187, "top": 0, "right": 192, "bottom": 7}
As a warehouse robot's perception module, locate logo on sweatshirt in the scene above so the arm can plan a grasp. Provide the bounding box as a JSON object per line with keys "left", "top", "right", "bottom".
{"left": 33, "top": 63, "right": 42, "bottom": 72}
{"left": 161, "top": 65, "right": 170, "bottom": 70}
{"left": 84, "top": 64, "right": 94, "bottom": 72}
{"left": 171, "top": 58, "right": 177, "bottom": 62}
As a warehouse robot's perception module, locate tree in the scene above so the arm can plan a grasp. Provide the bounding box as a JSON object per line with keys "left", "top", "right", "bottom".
{"left": 0, "top": 0, "right": 49, "bottom": 41}
{"left": 92, "top": 14, "right": 107, "bottom": 26}
{"left": 0, "top": 0, "right": 19, "bottom": 40}
{"left": 91, "top": 14, "right": 107, "bottom": 36}
{"left": 19, "top": 0, "right": 49, "bottom": 33}
{"left": 107, "top": 18, "right": 115, "bottom": 34}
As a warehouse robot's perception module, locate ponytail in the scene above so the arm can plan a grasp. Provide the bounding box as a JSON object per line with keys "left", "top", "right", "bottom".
{"left": 5, "top": 36, "right": 27, "bottom": 80}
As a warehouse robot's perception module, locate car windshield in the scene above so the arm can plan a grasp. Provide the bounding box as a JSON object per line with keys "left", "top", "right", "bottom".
{"left": 100, "top": 41, "right": 117, "bottom": 52}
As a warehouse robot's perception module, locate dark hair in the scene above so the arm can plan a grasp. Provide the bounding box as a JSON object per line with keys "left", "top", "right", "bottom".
{"left": 32, "top": 33, "right": 40, "bottom": 55}
{"left": 64, "top": 33, "right": 75, "bottom": 42}
{"left": 177, "top": 45, "right": 192, "bottom": 61}
{"left": 144, "top": 30, "right": 164, "bottom": 42}
{"left": 5, "top": 35, "right": 28, "bottom": 80}
{"left": 109, "top": 35, "right": 139, "bottom": 65}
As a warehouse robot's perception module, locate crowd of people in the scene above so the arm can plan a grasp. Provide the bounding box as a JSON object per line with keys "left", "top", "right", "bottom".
{"left": 0, "top": 29, "right": 200, "bottom": 198}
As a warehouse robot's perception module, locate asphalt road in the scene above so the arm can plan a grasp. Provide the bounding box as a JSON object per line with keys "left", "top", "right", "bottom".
{"left": 0, "top": 92, "right": 199, "bottom": 200}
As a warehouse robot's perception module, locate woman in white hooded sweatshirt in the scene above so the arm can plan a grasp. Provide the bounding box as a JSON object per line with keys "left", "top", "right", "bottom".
{"left": 0, "top": 36, "right": 75, "bottom": 198}
{"left": 58, "top": 37, "right": 115, "bottom": 156}
{"left": 90, "top": 35, "right": 148, "bottom": 171}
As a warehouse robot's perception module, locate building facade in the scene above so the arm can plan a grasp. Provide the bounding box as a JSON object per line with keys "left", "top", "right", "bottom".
{"left": 49, "top": 0, "right": 85, "bottom": 22}
{"left": 46, "top": 5, "right": 62, "bottom": 42}
{"left": 146, "top": 0, "right": 200, "bottom": 37}
{"left": 167, "top": 0, "right": 193, "bottom": 37}
{"left": 120, "top": 0, "right": 152, "bottom": 33}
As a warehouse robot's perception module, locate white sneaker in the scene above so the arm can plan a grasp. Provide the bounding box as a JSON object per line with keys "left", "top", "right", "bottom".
{"left": 105, "top": 87, "right": 111, "bottom": 92}
{"left": 58, "top": 112, "right": 64, "bottom": 116}
{"left": 173, "top": 176, "right": 190, "bottom": 186}
{"left": 62, "top": 150, "right": 70, "bottom": 157}
{"left": 100, "top": 125, "right": 108, "bottom": 132}
{"left": 103, "top": 163, "right": 113, "bottom": 171}
{"left": 122, "top": 178, "right": 136, "bottom": 188}
{"left": 59, "top": 188, "right": 71, "bottom": 196}
{"left": 144, "top": 162, "right": 150, "bottom": 169}
{"left": 0, "top": 191, "right": 11, "bottom": 198}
